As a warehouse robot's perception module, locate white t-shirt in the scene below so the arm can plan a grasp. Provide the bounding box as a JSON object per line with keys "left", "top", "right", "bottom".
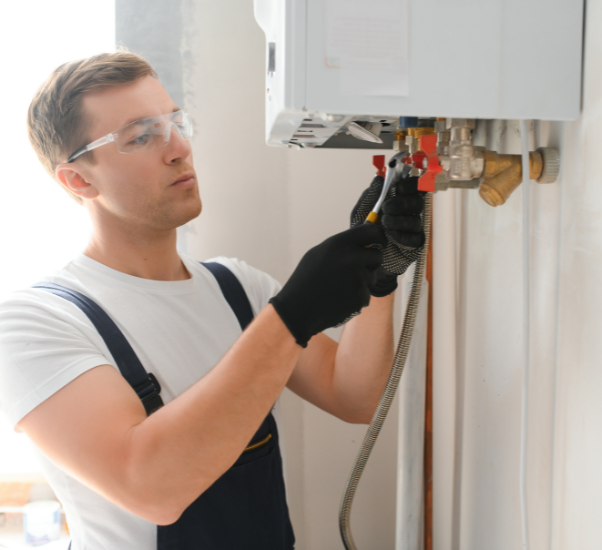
{"left": 0, "top": 253, "right": 283, "bottom": 550}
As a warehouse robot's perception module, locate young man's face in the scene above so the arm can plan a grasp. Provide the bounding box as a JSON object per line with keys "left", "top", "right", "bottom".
{"left": 74, "top": 75, "right": 201, "bottom": 232}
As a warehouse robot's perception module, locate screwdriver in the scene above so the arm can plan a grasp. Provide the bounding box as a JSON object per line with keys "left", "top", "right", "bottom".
{"left": 365, "top": 156, "right": 398, "bottom": 225}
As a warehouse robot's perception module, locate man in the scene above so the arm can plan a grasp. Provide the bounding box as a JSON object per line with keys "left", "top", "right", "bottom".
{"left": 0, "top": 51, "right": 424, "bottom": 549}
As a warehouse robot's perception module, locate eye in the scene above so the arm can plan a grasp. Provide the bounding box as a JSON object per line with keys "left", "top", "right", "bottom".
{"left": 130, "top": 132, "right": 151, "bottom": 145}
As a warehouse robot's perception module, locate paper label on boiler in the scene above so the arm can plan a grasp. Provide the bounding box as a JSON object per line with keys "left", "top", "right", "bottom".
{"left": 325, "top": 0, "right": 410, "bottom": 97}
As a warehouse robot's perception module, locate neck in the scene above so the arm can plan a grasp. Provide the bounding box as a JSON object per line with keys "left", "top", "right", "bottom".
{"left": 84, "top": 220, "right": 190, "bottom": 282}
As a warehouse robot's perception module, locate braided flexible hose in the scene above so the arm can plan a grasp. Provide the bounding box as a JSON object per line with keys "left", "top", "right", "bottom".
{"left": 339, "top": 192, "right": 433, "bottom": 550}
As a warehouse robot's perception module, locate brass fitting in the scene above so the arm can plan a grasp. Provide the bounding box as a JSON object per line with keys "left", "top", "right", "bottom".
{"left": 394, "top": 130, "right": 408, "bottom": 141}
{"left": 479, "top": 152, "right": 544, "bottom": 207}
{"left": 393, "top": 130, "right": 409, "bottom": 152}
{"left": 408, "top": 127, "right": 435, "bottom": 140}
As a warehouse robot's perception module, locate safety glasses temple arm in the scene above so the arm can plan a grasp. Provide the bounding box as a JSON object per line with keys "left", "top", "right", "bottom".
{"left": 67, "top": 134, "right": 113, "bottom": 163}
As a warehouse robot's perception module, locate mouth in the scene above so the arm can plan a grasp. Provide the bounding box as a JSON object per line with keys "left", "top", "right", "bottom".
{"left": 170, "top": 171, "right": 196, "bottom": 188}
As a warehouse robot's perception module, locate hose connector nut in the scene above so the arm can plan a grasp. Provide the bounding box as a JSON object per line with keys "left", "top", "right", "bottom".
{"left": 536, "top": 147, "right": 560, "bottom": 183}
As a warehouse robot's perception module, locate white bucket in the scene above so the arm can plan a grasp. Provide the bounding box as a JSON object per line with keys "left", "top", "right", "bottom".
{"left": 23, "top": 500, "right": 61, "bottom": 546}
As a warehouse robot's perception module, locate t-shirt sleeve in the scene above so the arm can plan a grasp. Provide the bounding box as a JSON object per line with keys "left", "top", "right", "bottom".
{"left": 206, "top": 257, "right": 282, "bottom": 318}
{"left": 0, "top": 289, "right": 115, "bottom": 430}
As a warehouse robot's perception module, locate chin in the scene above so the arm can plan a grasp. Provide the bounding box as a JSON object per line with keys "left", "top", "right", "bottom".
{"left": 174, "top": 196, "right": 202, "bottom": 228}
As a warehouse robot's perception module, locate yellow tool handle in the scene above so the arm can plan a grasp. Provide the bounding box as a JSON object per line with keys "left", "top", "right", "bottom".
{"left": 365, "top": 211, "right": 379, "bottom": 224}
{"left": 363, "top": 211, "right": 381, "bottom": 247}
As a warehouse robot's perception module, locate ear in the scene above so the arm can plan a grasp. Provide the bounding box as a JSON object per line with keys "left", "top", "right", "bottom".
{"left": 55, "top": 163, "right": 99, "bottom": 200}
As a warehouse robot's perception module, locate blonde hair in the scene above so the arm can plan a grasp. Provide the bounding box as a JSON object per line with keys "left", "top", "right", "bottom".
{"left": 27, "top": 50, "right": 157, "bottom": 204}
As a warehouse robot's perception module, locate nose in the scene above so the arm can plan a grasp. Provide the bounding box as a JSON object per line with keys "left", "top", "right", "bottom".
{"left": 164, "top": 124, "right": 192, "bottom": 164}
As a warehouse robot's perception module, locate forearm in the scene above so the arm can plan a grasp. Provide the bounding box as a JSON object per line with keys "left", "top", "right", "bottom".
{"left": 332, "top": 293, "right": 395, "bottom": 423}
{"left": 124, "top": 304, "right": 301, "bottom": 523}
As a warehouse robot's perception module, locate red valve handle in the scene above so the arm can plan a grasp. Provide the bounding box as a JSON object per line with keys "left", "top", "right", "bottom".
{"left": 403, "top": 150, "right": 427, "bottom": 169}
{"left": 417, "top": 134, "right": 442, "bottom": 192}
{"left": 372, "top": 155, "right": 387, "bottom": 178}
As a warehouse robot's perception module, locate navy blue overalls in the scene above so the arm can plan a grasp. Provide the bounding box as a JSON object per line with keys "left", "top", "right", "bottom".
{"left": 35, "top": 262, "right": 295, "bottom": 550}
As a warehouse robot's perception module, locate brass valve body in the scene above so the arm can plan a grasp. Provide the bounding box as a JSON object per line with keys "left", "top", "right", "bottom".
{"left": 479, "top": 152, "right": 544, "bottom": 207}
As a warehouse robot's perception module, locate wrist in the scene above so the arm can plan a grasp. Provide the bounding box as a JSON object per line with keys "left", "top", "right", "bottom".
{"left": 268, "top": 296, "right": 313, "bottom": 348}
{"left": 370, "top": 269, "right": 398, "bottom": 297}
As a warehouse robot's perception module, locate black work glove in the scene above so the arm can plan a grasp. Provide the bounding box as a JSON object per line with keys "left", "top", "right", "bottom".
{"left": 350, "top": 171, "right": 425, "bottom": 297}
{"left": 269, "top": 223, "right": 387, "bottom": 348}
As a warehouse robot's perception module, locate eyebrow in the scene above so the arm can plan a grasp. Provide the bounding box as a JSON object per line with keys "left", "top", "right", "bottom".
{"left": 123, "top": 106, "right": 181, "bottom": 127}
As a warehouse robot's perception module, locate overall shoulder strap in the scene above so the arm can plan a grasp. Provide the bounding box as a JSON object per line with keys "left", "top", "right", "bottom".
{"left": 201, "top": 262, "right": 255, "bottom": 330}
{"left": 32, "top": 282, "right": 164, "bottom": 415}
{"left": 33, "top": 264, "right": 254, "bottom": 414}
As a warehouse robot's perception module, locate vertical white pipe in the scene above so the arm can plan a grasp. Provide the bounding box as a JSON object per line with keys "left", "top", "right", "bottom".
{"left": 519, "top": 120, "right": 532, "bottom": 550}
{"left": 395, "top": 268, "right": 428, "bottom": 549}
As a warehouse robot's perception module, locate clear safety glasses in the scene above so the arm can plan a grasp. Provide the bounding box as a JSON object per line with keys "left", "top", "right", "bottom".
{"left": 67, "top": 110, "right": 193, "bottom": 163}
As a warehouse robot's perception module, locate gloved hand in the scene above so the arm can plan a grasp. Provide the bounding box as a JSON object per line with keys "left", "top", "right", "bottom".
{"left": 350, "top": 168, "right": 425, "bottom": 297}
{"left": 269, "top": 223, "right": 387, "bottom": 348}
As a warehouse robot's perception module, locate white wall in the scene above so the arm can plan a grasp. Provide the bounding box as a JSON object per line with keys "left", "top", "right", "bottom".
{"left": 0, "top": 0, "right": 113, "bottom": 483}
{"left": 432, "top": 119, "right": 561, "bottom": 550}
{"left": 549, "top": 4, "right": 602, "bottom": 544}
{"left": 432, "top": 4, "right": 601, "bottom": 549}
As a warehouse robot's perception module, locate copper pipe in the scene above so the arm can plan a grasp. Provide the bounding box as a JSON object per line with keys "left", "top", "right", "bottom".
{"left": 424, "top": 214, "right": 434, "bottom": 550}
{"left": 479, "top": 152, "right": 544, "bottom": 207}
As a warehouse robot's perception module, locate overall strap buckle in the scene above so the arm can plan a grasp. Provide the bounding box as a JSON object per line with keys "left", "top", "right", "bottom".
{"left": 134, "top": 372, "right": 164, "bottom": 415}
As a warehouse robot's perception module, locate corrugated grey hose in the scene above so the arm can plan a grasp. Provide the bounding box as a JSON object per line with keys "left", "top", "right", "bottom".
{"left": 339, "top": 192, "right": 433, "bottom": 550}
